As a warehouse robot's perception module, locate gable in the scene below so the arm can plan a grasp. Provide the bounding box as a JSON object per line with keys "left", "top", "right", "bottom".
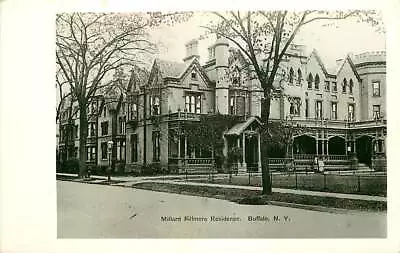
{"left": 307, "top": 51, "right": 326, "bottom": 77}
{"left": 179, "top": 59, "right": 212, "bottom": 90}
{"left": 336, "top": 56, "right": 361, "bottom": 81}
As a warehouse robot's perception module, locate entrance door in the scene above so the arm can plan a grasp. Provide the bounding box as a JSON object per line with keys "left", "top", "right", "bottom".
{"left": 356, "top": 136, "right": 373, "bottom": 166}
{"left": 245, "top": 136, "right": 258, "bottom": 170}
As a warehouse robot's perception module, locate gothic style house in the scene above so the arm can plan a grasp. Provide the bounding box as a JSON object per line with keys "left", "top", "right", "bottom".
{"left": 58, "top": 36, "right": 387, "bottom": 174}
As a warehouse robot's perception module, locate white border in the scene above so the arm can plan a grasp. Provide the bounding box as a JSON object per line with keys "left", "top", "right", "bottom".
{"left": 0, "top": 0, "right": 399, "bottom": 252}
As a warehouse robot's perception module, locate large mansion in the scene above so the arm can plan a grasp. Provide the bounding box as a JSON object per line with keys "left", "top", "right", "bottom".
{"left": 58, "top": 37, "right": 387, "bottom": 174}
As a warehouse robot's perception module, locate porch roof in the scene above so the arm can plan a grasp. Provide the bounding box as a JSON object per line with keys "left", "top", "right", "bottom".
{"left": 225, "top": 116, "right": 262, "bottom": 136}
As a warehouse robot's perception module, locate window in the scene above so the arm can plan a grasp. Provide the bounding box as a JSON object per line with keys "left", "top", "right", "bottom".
{"left": 229, "top": 95, "right": 245, "bottom": 116}
{"left": 314, "top": 74, "right": 320, "bottom": 90}
{"left": 373, "top": 105, "right": 381, "bottom": 119}
{"left": 332, "top": 82, "right": 337, "bottom": 92}
{"left": 331, "top": 102, "right": 338, "bottom": 120}
{"left": 324, "top": 81, "right": 330, "bottom": 91}
{"left": 89, "top": 102, "right": 97, "bottom": 115}
{"left": 128, "top": 102, "right": 137, "bottom": 120}
{"left": 117, "top": 140, "right": 125, "bottom": 161}
{"left": 297, "top": 69, "right": 302, "bottom": 85}
{"left": 153, "top": 131, "right": 160, "bottom": 162}
{"left": 74, "top": 147, "right": 78, "bottom": 158}
{"left": 305, "top": 99, "right": 309, "bottom": 118}
{"left": 372, "top": 81, "right": 380, "bottom": 96}
{"left": 289, "top": 97, "right": 301, "bottom": 116}
{"left": 191, "top": 72, "right": 197, "bottom": 80}
{"left": 307, "top": 73, "right": 313, "bottom": 89}
{"left": 131, "top": 134, "right": 138, "bottom": 162}
{"left": 74, "top": 125, "right": 78, "bottom": 139}
{"left": 342, "top": 78, "right": 347, "bottom": 93}
{"left": 289, "top": 67, "right": 294, "bottom": 84}
{"left": 348, "top": 104, "right": 355, "bottom": 121}
{"left": 101, "top": 121, "right": 108, "bottom": 136}
{"left": 121, "top": 102, "right": 126, "bottom": 115}
{"left": 196, "top": 95, "right": 201, "bottom": 113}
{"left": 150, "top": 96, "right": 160, "bottom": 115}
{"left": 232, "top": 67, "right": 241, "bottom": 85}
{"left": 236, "top": 96, "right": 245, "bottom": 116}
{"left": 185, "top": 94, "right": 201, "bottom": 113}
{"left": 229, "top": 96, "right": 235, "bottom": 115}
{"left": 349, "top": 79, "right": 354, "bottom": 94}
{"left": 88, "top": 122, "right": 96, "bottom": 137}
{"left": 101, "top": 142, "right": 107, "bottom": 160}
{"left": 316, "top": 100, "right": 323, "bottom": 119}
{"left": 119, "top": 117, "right": 126, "bottom": 134}
{"left": 87, "top": 146, "right": 96, "bottom": 162}
{"left": 208, "top": 47, "right": 215, "bottom": 59}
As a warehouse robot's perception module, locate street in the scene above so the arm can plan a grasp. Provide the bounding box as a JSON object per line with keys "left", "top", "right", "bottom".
{"left": 57, "top": 180, "right": 386, "bottom": 238}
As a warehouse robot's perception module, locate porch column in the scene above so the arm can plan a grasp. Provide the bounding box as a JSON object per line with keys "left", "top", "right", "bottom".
{"left": 316, "top": 139, "right": 319, "bottom": 155}
{"left": 241, "top": 132, "right": 247, "bottom": 172}
{"left": 178, "top": 135, "right": 181, "bottom": 159}
{"left": 326, "top": 139, "right": 329, "bottom": 155}
{"left": 184, "top": 136, "right": 188, "bottom": 158}
{"left": 257, "top": 131, "right": 262, "bottom": 172}
{"left": 242, "top": 133, "right": 246, "bottom": 164}
{"left": 223, "top": 135, "right": 228, "bottom": 157}
{"left": 345, "top": 140, "right": 348, "bottom": 155}
{"left": 322, "top": 139, "right": 325, "bottom": 155}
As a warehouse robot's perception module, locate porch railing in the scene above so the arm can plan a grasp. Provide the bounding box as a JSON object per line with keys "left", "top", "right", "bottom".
{"left": 168, "top": 157, "right": 216, "bottom": 174}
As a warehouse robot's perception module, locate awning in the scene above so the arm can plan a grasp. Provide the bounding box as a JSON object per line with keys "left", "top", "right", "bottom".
{"left": 225, "top": 116, "right": 262, "bottom": 136}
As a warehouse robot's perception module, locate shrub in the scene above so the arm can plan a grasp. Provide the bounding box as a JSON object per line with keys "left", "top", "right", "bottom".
{"left": 60, "top": 158, "right": 80, "bottom": 174}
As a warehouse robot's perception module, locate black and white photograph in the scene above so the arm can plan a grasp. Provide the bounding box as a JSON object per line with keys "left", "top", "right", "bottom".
{"left": 1, "top": 0, "right": 400, "bottom": 252}
{"left": 55, "top": 10, "right": 387, "bottom": 238}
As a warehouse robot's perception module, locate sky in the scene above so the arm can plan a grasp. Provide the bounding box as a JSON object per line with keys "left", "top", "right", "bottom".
{"left": 149, "top": 12, "right": 386, "bottom": 70}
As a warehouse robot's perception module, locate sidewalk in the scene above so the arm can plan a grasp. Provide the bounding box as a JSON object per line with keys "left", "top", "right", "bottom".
{"left": 56, "top": 173, "right": 386, "bottom": 202}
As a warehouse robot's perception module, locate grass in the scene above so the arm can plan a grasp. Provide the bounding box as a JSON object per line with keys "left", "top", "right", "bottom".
{"left": 132, "top": 182, "right": 386, "bottom": 212}
{"left": 192, "top": 173, "right": 386, "bottom": 197}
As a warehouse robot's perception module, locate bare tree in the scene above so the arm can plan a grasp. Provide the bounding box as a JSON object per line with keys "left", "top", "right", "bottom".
{"left": 203, "top": 10, "right": 383, "bottom": 194}
{"left": 56, "top": 12, "right": 192, "bottom": 177}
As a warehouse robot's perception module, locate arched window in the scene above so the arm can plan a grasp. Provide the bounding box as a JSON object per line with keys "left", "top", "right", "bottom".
{"left": 349, "top": 79, "right": 354, "bottom": 94}
{"left": 315, "top": 74, "right": 320, "bottom": 90}
{"left": 297, "top": 69, "right": 302, "bottom": 85}
{"left": 289, "top": 67, "right": 294, "bottom": 84}
{"left": 307, "top": 73, "right": 313, "bottom": 89}
{"left": 342, "top": 78, "right": 347, "bottom": 93}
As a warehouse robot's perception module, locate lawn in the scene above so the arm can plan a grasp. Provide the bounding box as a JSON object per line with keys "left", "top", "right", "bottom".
{"left": 191, "top": 173, "right": 386, "bottom": 196}
{"left": 132, "top": 182, "right": 386, "bottom": 211}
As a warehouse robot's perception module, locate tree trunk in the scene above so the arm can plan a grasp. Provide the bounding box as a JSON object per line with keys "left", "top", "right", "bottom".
{"left": 111, "top": 109, "right": 118, "bottom": 173}
{"left": 78, "top": 104, "right": 88, "bottom": 178}
{"left": 260, "top": 94, "right": 272, "bottom": 195}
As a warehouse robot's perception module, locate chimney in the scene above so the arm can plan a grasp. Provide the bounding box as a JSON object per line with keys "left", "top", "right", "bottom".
{"left": 183, "top": 39, "right": 200, "bottom": 63}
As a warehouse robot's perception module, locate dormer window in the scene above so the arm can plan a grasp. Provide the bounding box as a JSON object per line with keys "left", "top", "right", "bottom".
{"left": 314, "top": 74, "right": 320, "bottom": 90}
{"left": 150, "top": 96, "right": 160, "bottom": 116}
{"left": 191, "top": 72, "right": 197, "bottom": 80}
{"left": 342, "top": 78, "right": 347, "bottom": 93}
{"left": 307, "top": 73, "right": 313, "bottom": 89}
{"left": 349, "top": 79, "right": 354, "bottom": 94}
{"left": 297, "top": 69, "right": 302, "bottom": 85}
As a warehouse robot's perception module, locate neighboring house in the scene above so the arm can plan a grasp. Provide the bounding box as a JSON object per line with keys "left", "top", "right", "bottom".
{"left": 57, "top": 37, "right": 387, "bottom": 174}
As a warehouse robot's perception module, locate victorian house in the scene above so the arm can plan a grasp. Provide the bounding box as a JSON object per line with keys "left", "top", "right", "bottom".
{"left": 58, "top": 36, "right": 387, "bottom": 174}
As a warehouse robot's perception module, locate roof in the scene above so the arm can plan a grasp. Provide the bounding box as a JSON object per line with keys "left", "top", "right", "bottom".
{"left": 335, "top": 54, "right": 361, "bottom": 81}
{"left": 225, "top": 116, "right": 262, "bottom": 136}
{"left": 155, "top": 59, "right": 189, "bottom": 78}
